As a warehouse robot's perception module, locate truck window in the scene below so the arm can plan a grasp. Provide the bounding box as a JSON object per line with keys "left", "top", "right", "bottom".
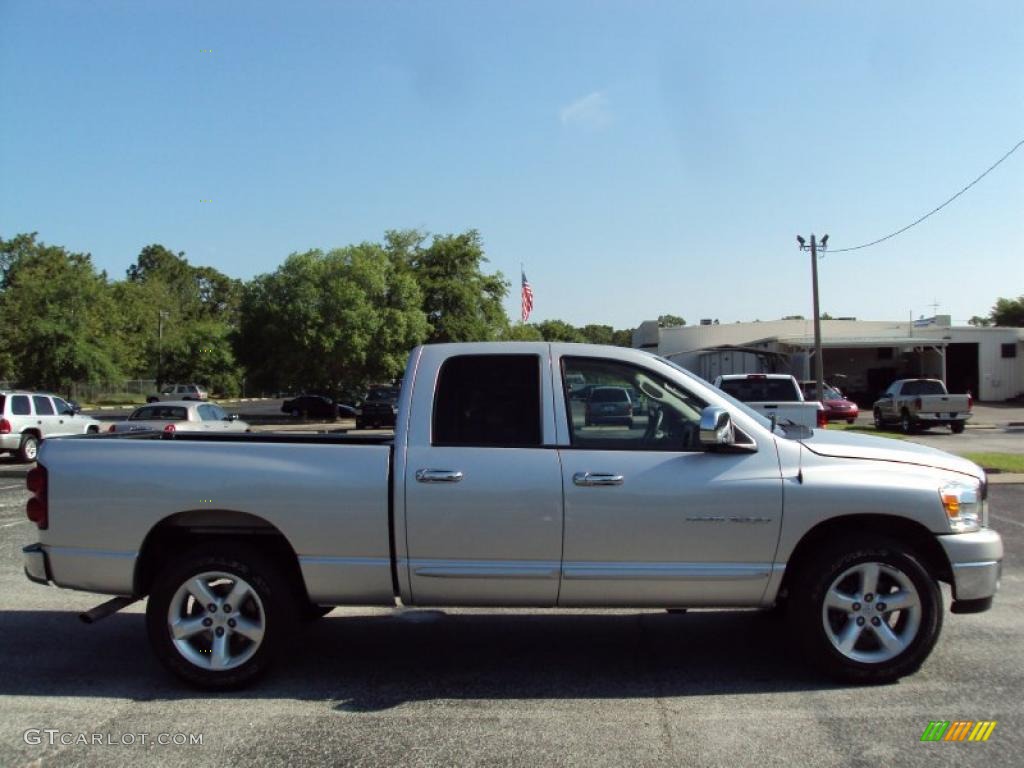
{"left": 563, "top": 357, "right": 706, "bottom": 452}
{"left": 433, "top": 355, "right": 542, "bottom": 447}
{"left": 901, "top": 380, "right": 946, "bottom": 396}
{"left": 719, "top": 379, "right": 800, "bottom": 402}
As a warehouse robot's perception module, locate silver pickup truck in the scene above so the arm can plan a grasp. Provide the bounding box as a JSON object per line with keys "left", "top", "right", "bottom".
{"left": 872, "top": 378, "right": 973, "bottom": 434}
{"left": 23, "top": 343, "right": 1002, "bottom": 689}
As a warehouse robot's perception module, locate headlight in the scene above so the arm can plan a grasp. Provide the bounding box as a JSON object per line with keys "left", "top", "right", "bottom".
{"left": 940, "top": 481, "right": 982, "bottom": 533}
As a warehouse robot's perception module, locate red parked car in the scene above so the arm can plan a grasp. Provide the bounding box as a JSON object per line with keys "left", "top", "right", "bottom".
{"left": 800, "top": 381, "right": 859, "bottom": 424}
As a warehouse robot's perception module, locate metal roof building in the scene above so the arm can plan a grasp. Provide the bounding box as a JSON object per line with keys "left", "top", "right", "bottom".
{"left": 634, "top": 316, "right": 1024, "bottom": 403}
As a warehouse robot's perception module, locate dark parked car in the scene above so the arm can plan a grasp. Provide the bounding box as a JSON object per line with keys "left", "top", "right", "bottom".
{"left": 584, "top": 386, "right": 634, "bottom": 428}
{"left": 282, "top": 395, "right": 339, "bottom": 419}
{"left": 355, "top": 386, "right": 400, "bottom": 430}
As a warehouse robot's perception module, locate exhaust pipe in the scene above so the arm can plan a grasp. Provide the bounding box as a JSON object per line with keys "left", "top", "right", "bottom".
{"left": 79, "top": 596, "right": 138, "bottom": 624}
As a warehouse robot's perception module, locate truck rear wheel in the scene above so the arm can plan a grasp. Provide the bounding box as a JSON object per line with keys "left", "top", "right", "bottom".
{"left": 899, "top": 410, "right": 915, "bottom": 434}
{"left": 789, "top": 536, "right": 941, "bottom": 684}
{"left": 950, "top": 422, "right": 965, "bottom": 434}
{"left": 146, "top": 544, "right": 295, "bottom": 689}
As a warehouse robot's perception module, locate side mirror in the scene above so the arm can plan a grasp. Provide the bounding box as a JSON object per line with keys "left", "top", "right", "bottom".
{"left": 699, "top": 406, "right": 736, "bottom": 447}
{"left": 880, "top": 392, "right": 892, "bottom": 399}
{"left": 227, "top": 413, "right": 239, "bottom": 421}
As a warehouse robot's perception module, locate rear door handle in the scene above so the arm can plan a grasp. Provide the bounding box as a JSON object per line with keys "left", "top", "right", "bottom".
{"left": 573, "top": 472, "right": 624, "bottom": 487}
{"left": 416, "top": 469, "right": 464, "bottom": 483}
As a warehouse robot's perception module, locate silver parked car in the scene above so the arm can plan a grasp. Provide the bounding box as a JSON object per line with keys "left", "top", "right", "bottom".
{"left": 584, "top": 386, "right": 634, "bottom": 427}
{"left": 147, "top": 383, "right": 209, "bottom": 403}
{"left": 0, "top": 391, "right": 103, "bottom": 462}
{"left": 107, "top": 401, "right": 249, "bottom": 434}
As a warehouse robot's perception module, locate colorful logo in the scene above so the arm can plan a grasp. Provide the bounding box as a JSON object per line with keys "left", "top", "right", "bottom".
{"left": 920, "top": 721, "right": 997, "bottom": 742}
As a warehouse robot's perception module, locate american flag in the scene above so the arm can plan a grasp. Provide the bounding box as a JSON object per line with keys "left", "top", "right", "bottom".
{"left": 521, "top": 270, "right": 534, "bottom": 323}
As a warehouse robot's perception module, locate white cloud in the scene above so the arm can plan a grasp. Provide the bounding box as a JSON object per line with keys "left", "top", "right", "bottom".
{"left": 559, "top": 90, "right": 612, "bottom": 128}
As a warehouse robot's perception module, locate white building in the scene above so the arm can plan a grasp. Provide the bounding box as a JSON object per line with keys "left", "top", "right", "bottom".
{"left": 634, "top": 316, "right": 1024, "bottom": 402}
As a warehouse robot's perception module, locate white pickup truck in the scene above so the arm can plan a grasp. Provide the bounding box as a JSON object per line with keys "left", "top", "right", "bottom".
{"left": 713, "top": 373, "right": 826, "bottom": 430}
{"left": 23, "top": 343, "right": 1002, "bottom": 689}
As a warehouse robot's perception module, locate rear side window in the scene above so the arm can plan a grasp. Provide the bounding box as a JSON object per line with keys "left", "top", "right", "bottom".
{"left": 0, "top": 395, "right": 5, "bottom": 413}
{"left": 590, "top": 388, "right": 629, "bottom": 403}
{"left": 12, "top": 395, "right": 31, "bottom": 415}
{"left": 719, "top": 378, "right": 800, "bottom": 402}
{"left": 901, "top": 380, "right": 946, "bottom": 396}
{"left": 433, "top": 355, "right": 542, "bottom": 447}
{"left": 33, "top": 396, "right": 55, "bottom": 415}
{"left": 130, "top": 407, "right": 158, "bottom": 420}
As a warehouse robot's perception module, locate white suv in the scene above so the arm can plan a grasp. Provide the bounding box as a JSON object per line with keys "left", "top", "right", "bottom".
{"left": 147, "top": 384, "right": 209, "bottom": 403}
{"left": 0, "top": 391, "right": 103, "bottom": 462}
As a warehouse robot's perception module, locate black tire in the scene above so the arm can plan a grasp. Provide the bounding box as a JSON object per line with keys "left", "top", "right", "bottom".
{"left": 950, "top": 422, "right": 965, "bottom": 434}
{"left": 147, "top": 397, "right": 158, "bottom": 404}
{"left": 87, "top": 425, "right": 99, "bottom": 435}
{"left": 290, "top": 409, "right": 301, "bottom": 418}
{"left": 873, "top": 409, "right": 884, "bottom": 430}
{"left": 899, "top": 409, "right": 915, "bottom": 435}
{"left": 355, "top": 419, "right": 364, "bottom": 430}
{"left": 788, "top": 536, "right": 942, "bottom": 684}
{"left": 146, "top": 543, "right": 296, "bottom": 690}
{"left": 847, "top": 418, "right": 856, "bottom": 425}
{"left": 626, "top": 418, "right": 634, "bottom": 429}
{"left": 18, "top": 433, "right": 40, "bottom": 463}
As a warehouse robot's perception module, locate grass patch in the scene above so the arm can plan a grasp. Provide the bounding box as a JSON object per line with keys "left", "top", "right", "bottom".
{"left": 962, "top": 453, "right": 1024, "bottom": 474}
{"left": 826, "top": 422, "right": 908, "bottom": 440}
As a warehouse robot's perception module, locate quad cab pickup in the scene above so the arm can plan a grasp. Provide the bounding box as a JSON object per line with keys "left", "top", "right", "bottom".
{"left": 23, "top": 343, "right": 1002, "bottom": 689}
{"left": 713, "top": 373, "right": 827, "bottom": 430}
{"left": 872, "top": 379, "right": 973, "bottom": 434}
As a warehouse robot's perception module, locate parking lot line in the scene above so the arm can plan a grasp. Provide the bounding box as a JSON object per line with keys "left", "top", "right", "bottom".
{"left": 0, "top": 484, "right": 25, "bottom": 491}
{"left": 0, "top": 520, "right": 26, "bottom": 529}
{"left": 991, "top": 514, "right": 1024, "bottom": 529}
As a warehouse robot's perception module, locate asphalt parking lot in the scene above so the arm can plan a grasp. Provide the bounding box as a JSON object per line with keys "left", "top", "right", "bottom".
{"left": 1, "top": 472, "right": 1022, "bottom": 766}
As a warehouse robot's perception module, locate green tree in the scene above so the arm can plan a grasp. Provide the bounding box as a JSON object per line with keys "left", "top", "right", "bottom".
{"left": 499, "top": 324, "right": 545, "bottom": 341}
{"left": 579, "top": 324, "right": 615, "bottom": 345}
{"left": 991, "top": 296, "right": 1024, "bottom": 327}
{"left": 968, "top": 315, "right": 993, "bottom": 327}
{"left": 392, "top": 229, "right": 509, "bottom": 343}
{"left": 536, "top": 319, "right": 585, "bottom": 342}
{"left": 657, "top": 314, "right": 686, "bottom": 328}
{"left": 237, "top": 244, "right": 429, "bottom": 395}
{"left": 0, "top": 233, "right": 121, "bottom": 390}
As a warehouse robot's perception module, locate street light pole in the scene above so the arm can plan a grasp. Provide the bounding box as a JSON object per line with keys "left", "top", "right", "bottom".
{"left": 157, "top": 310, "right": 170, "bottom": 389}
{"left": 797, "top": 234, "right": 828, "bottom": 403}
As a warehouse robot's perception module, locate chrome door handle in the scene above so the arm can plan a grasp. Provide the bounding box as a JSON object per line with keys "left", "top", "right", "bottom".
{"left": 416, "top": 469, "right": 464, "bottom": 483}
{"left": 573, "top": 472, "right": 624, "bottom": 487}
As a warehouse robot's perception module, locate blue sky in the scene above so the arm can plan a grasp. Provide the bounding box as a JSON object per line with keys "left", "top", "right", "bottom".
{"left": 1, "top": 0, "right": 1021, "bottom": 328}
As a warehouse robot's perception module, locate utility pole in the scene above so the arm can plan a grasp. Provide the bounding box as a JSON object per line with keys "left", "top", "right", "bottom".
{"left": 157, "top": 310, "right": 170, "bottom": 389}
{"left": 797, "top": 234, "right": 828, "bottom": 404}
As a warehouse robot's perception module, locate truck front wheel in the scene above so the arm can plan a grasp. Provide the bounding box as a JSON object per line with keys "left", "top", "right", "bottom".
{"left": 146, "top": 544, "right": 295, "bottom": 689}
{"left": 789, "top": 536, "right": 942, "bottom": 684}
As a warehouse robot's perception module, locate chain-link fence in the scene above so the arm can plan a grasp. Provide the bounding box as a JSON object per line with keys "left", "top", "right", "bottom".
{"left": 67, "top": 380, "right": 157, "bottom": 405}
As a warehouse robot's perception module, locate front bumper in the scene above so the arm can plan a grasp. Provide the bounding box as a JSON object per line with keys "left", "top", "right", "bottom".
{"left": 938, "top": 528, "right": 1003, "bottom": 604}
{"left": 23, "top": 543, "right": 52, "bottom": 585}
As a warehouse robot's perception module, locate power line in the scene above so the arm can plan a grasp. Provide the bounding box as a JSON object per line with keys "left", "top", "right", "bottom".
{"left": 829, "top": 136, "right": 1024, "bottom": 253}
